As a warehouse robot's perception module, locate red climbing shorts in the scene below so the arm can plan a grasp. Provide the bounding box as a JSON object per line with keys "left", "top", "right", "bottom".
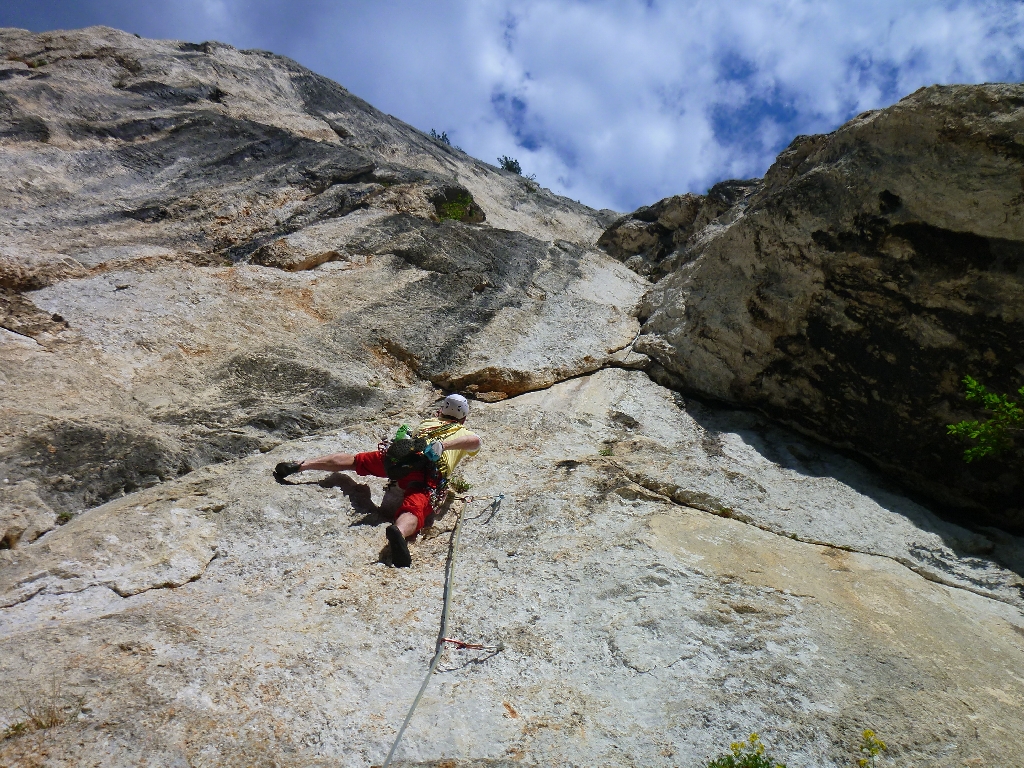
{"left": 352, "top": 451, "right": 433, "bottom": 534}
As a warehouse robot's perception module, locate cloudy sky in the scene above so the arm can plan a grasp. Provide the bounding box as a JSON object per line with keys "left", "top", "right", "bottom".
{"left": 3, "top": 1, "right": 1024, "bottom": 211}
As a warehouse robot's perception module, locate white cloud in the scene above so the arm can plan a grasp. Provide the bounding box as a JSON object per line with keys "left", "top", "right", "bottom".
{"left": 342, "top": 0, "right": 1023, "bottom": 210}
{"left": 4, "top": 0, "right": 1024, "bottom": 210}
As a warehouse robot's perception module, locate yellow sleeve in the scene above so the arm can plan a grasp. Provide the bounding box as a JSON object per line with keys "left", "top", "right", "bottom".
{"left": 440, "top": 426, "right": 479, "bottom": 477}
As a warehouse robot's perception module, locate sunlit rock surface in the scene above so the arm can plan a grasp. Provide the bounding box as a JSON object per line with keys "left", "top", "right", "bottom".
{"left": 3, "top": 370, "right": 1024, "bottom": 767}
{"left": 1, "top": 26, "right": 1023, "bottom": 768}
{"left": 0, "top": 25, "right": 643, "bottom": 519}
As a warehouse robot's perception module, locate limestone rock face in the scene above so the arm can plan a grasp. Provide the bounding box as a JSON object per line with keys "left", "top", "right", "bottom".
{"left": 598, "top": 179, "right": 760, "bottom": 279}
{"left": 2, "top": 369, "right": 1023, "bottom": 768}
{"left": 0, "top": 26, "right": 645, "bottom": 518}
{"left": 0, "top": 480, "right": 56, "bottom": 549}
{"left": 2, "top": 27, "right": 1024, "bottom": 768}
{"left": 629, "top": 85, "right": 1024, "bottom": 530}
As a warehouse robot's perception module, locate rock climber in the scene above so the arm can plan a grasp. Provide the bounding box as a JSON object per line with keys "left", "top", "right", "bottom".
{"left": 272, "top": 394, "right": 482, "bottom": 567}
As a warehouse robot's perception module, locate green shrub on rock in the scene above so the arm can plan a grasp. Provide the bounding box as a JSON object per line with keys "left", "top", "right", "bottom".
{"left": 947, "top": 375, "right": 1024, "bottom": 462}
{"left": 437, "top": 191, "right": 474, "bottom": 222}
{"left": 498, "top": 155, "right": 522, "bottom": 174}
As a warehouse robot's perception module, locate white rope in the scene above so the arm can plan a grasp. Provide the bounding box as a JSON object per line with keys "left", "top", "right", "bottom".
{"left": 380, "top": 494, "right": 503, "bottom": 767}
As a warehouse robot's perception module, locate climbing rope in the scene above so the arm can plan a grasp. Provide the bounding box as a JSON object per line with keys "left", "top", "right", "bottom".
{"left": 380, "top": 493, "right": 504, "bottom": 768}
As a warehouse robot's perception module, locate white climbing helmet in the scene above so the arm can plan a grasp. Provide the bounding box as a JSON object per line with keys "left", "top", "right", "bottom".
{"left": 439, "top": 393, "right": 470, "bottom": 421}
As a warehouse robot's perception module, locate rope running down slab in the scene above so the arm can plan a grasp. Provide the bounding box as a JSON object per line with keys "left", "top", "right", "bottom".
{"left": 380, "top": 493, "right": 504, "bottom": 768}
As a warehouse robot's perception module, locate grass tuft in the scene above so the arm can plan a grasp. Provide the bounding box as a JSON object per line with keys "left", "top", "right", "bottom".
{"left": 1, "top": 674, "right": 83, "bottom": 743}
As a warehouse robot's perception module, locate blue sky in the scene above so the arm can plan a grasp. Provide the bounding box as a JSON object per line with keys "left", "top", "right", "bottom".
{"left": 3, "top": 0, "right": 1024, "bottom": 211}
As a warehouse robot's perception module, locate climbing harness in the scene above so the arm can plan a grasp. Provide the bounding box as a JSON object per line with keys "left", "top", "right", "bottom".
{"left": 380, "top": 493, "right": 505, "bottom": 768}
{"left": 379, "top": 421, "right": 471, "bottom": 509}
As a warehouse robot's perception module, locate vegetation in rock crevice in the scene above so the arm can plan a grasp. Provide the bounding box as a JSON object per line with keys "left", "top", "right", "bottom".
{"left": 947, "top": 374, "right": 1024, "bottom": 462}
{"left": 436, "top": 191, "right": 474, "bottom": 221}
{"left": 5, "top": 54, "right": 48, "bottom": 68}
{"left": 703, "top": 730, "right": 888, "bottom": 768}
{"left": 857, "top": 729, "right": 888, "bottom": 768}
{"left": 706, "top": 733, "right": 785, "bottom": 768}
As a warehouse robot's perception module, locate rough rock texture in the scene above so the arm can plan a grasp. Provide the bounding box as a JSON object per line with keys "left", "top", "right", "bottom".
{"left": 0, "top": 480, "right": 56, "bottom": 549}
{"left": 0, "top": 26, "right": 645, "bottom": 519}
{"left": 598, "top": 179, "right": 760, "bottom": 279}
{"left": 2, "top": 370, "right": 1023, "bottom": 768}
{"left": 627, "top": 85, "right": 1024, "bottom": 530}
{"left": 2, "top": 26, "right": 1024, "bottom": 768}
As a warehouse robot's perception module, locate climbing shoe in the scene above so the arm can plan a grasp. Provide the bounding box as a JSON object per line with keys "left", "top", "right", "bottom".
{"left": 273, "top": 461, "right": 302, "bottom": 484}
{"left": 386, "top": 524, "right": 412, "bottom": 568}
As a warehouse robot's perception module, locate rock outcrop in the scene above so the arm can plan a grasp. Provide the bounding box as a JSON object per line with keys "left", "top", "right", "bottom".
{"left": 0, "top": 25, "right": 644, "bottom": 523}
{"left": 598, "top": 179, "right": 760, "bottom": 279}
{"left": 2, "top": 27, "right": 1024, "bottom": 768}
{"left": 615, "top": 85, "right": 1024, "bottom": 530}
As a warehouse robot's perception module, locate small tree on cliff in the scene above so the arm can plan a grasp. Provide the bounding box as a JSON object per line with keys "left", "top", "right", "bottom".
{"left": 497, "top": 155, "right": 522, "bottom": 174}
{"left": 947, "top": 375, "right": 1024, "bottom": 462}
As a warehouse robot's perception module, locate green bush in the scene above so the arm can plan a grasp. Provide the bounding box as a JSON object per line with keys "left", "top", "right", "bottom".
{"left": 707, "top": 734, "right": 785, "bottom": 768}
{"left": 437, "top": 191, "right": 474, "bottom": 222}
{"left": 946, "top": 374, "right": 1024, "bottom": 462}
{"left": 429, "top": 129, "right": 451, "bottom": 145}
{"left": 498, "top": 155, "right": 522, "bottom": 174}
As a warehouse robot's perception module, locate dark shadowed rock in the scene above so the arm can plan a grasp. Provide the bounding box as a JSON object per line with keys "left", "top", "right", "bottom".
{"left": 630, "top": 84, "right": 1024, "bottom": 530}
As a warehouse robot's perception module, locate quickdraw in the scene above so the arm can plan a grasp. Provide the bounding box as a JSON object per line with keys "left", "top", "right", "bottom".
{"left": 442, "top": 637, "right": 503, "bottom": 651}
